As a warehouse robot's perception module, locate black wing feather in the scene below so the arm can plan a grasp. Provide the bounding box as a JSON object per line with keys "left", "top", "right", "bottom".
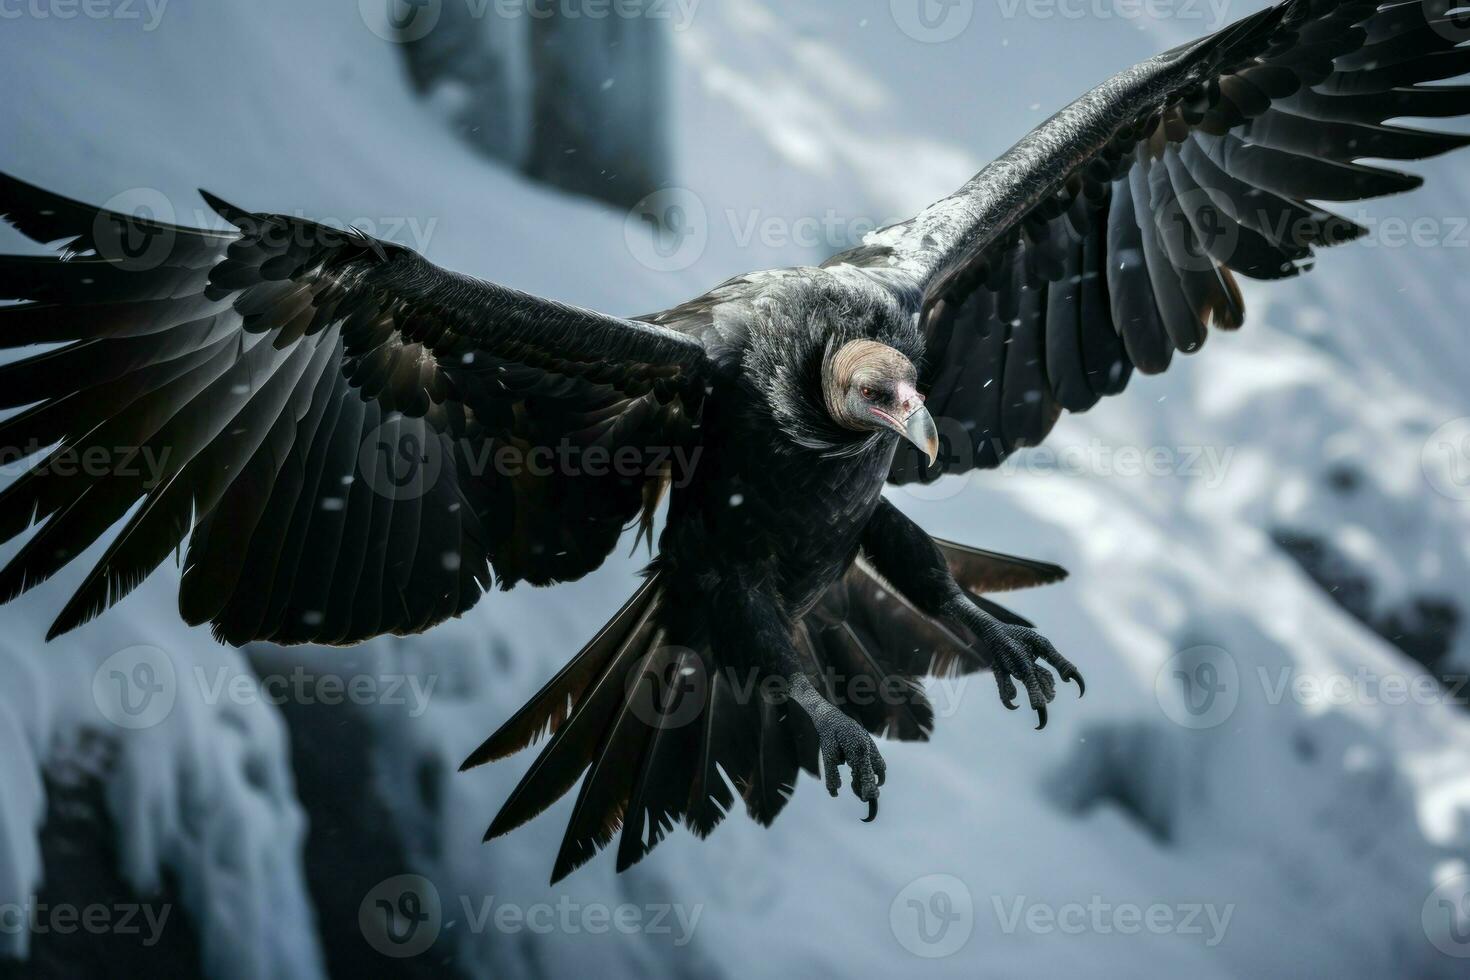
{"left": 818, "top": 0, "right": 1470, "bottom": 483}
{"left": 0, "top": 173, "right": 708, "bottom": 644}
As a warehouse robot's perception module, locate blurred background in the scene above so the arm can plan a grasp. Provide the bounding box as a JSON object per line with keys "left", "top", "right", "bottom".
{"left": 2, "top": 0, "right": 1470, "bottom": 977}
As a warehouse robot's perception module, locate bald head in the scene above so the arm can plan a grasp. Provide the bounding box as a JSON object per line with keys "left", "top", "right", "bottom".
{"left": 822, "top": 340, "right": 938, "bottom": 463}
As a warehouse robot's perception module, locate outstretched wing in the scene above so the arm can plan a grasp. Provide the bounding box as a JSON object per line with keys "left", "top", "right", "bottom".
{"left": 822, "top": 0, "right": 1470, "bottom": 482}
{"left": 0, "top": 173, "right": 708, "bottom": 645}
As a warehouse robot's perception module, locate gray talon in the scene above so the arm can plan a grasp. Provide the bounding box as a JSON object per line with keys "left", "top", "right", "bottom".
{"left": 984, "top": 622, "right": 1083, "bottom": 730}
{"left": 817, "top": 710, "right": 886, "bottom": 814}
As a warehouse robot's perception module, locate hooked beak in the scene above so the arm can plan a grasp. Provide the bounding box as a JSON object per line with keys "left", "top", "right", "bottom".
{"left": 901, "top": 404, "right": 939, "bottom": 465}
{"left": 873, "top": 384, "right": 938, "bottom": 465}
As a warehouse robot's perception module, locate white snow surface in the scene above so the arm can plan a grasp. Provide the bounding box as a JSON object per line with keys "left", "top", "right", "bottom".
{"left": 2, "top": 1, "right": 1470, "bottom": 977}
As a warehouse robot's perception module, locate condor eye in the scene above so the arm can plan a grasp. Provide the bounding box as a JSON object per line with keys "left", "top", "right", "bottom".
{"left": 859, "top": 386, "right": 876, "bottom": 400}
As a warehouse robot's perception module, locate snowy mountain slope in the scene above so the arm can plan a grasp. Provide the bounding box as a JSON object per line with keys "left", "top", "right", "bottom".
{"left": 1, "top": 1, "right": 1469, "bottom": 978}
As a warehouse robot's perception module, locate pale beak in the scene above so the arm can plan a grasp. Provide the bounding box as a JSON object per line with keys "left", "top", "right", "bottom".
{"left": 902, "top": 403, "right": 939, "bottom": 465}
{"left": 874, "top": 383, "right": 938, "bottom": 465}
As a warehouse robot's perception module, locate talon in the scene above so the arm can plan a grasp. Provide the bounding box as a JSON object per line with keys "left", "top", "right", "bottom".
{"left": 1069, "top": 673, "right": 1086, "bottom": 698}
{"left": 1034, "top": 703, "right": 1048, "bottom": 731}
{"left": 863, "top": 797, "right": 878, "bottom": 822}
{"left": 1002, "top": 696, "right": 1018, "bottom": 710}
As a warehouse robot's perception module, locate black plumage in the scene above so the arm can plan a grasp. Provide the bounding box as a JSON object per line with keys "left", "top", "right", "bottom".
{"left": 1, "top": 0, "right": 1467, "bottom": 882}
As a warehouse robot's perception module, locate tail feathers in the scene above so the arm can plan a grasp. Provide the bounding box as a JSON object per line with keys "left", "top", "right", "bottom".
{"left": 805, "top": 619, "right": 935, "bottom": 742}
{"left": 933, "top": 537, "right": 1068, "bottom": 593}
{"left": 568, "top": 650, "right": 811, "bottom": 880}
{"left": 551, "top": 634, "right": 666, "bottom": 882}
{"left": 682, "top": 667, "right": 751, "bottom": 838}
{"left": 737, "top": 693, "right": 803, "bottom": 827}
{"left": 473, "top": 538, "right": 1066, "bottom": 882}
{"left": 615, "top": 646, "right": 704, "bottom": 872}
{"left": 459, "top": 575, "right": 662, "bottom": 771}
{"left": 471, "top": 574, "right": 819, "bottom": 882}
{"left": 480, "top": 587, "right": 664, "bottom": 842}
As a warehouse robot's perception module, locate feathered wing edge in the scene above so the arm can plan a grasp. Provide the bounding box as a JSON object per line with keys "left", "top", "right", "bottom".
{"left": 459, "top": 542, "right": 1067, "bottom": 881}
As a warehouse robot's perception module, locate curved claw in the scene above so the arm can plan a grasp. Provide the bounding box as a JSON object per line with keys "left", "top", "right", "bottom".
{"left": 1068, "top": 673, "right": 1086, "bottom": 698}
{"left": 1033, "top": 703, "right": 1048, "bottom": 731}
{"left": 1001, "top": 695, "right": 1018, "bottom": 710}
{"left": 862, "top": 797, "right": 879, "bottom": 823}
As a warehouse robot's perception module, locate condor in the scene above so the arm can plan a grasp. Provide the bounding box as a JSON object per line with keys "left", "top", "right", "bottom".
{"left": 1, "top": 0, "right": 1467, "bottom": 882}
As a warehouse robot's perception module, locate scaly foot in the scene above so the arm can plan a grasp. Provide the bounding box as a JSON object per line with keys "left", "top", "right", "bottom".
{"left": 946, "top": 597, "right": 1084, "bottom": 730}
{"left": 817, "top": 709, "right": 886, "bottom": 821}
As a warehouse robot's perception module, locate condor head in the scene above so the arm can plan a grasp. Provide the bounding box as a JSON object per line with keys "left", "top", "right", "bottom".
{"left": 822, "top": 339, "right": 938, "bottom": 464}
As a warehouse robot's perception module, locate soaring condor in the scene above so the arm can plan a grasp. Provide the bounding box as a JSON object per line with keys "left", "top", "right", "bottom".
{"left": 1, "top": 0, "right": 1468, "bottom": 882}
